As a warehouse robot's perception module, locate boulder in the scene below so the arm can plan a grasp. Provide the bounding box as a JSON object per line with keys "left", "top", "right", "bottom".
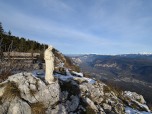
{"left": 60, "top": 91, "right": 68, "bottom": 101}
{"left": 46, "top": 104, "right": 67, "bottom": 114}
{"left": 65, "top": 95, "right": 79, "bottom": 112}
{"left": 103, "top": 103, "right": 112, "bottom": 113}
{"left": 0, "top": 87, "right": 6, "bottom": 97}
{"left": 85, "top": 97, "right": 98, "bottom": 112}
{"left": 7, "top": 97, "right": 31, "bottom": 114}
{"left": 0, "top": 72, "right": 60, "bottom": 114}
{"left": 124, "top": 91, "right": 146, "bottom": 104}
{"left": 79, "top": 82, "right": 104, "bottom": 103}
{"left": 112, "top": 103, "right": 124, "bottom": 114}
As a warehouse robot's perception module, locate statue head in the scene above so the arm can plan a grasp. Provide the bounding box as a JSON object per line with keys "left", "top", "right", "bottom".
{"left": 48, "top": 45, "right": 53, "bottom": 50}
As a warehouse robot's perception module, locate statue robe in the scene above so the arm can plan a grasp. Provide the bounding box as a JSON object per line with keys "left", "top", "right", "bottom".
{"left": 44, "top": 49, "right": 54, "bottom": 82}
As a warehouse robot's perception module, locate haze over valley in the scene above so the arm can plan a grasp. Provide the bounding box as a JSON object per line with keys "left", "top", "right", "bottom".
{"left": 68, "top": 53, "right": 152, "bottom": 103}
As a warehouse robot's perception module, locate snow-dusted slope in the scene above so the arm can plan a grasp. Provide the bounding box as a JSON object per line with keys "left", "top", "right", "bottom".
{"left": 30, "top": 67, "right": 152, "bottom": 114}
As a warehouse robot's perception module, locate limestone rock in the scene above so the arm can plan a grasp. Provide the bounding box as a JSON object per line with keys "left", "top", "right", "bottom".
{"left": 124, "top": 91, "right": 146, "bottom": 104}
{"left": 0, "top": 100, "right": 11, "bottom": 114}
{"left": 79, "top": 82, "right": 104, "bottom": 103}
{"left": 60, "top": 91, "right": 68, "bottom": 101}
{"left": 112, "top": 103, "right": 124, "bottom": 114}
{"left": 65, "top": 95, "right": 79, "bottom": 112}
{"left": 0, "top": 87, "right": 5, "bottom": 97}
{"left": 0, "top": 70, "right": 149, "bottom": 114}
{"left": 85, "top": 97, "right": 98, "bottom": 112}
{"left": 103, "top": 103, "right": 112, "bottom": 113}
{"left": 46, "top": 104, "right": 67, "bottom": 114}
{"left": 78, "top": 105, "right": 86, "bottom": 112}
{"left": 7, "top": 97, "right": 31, "bottom": 114}
{"left": 1, "top": 72, "right": 60, "bottom": 108}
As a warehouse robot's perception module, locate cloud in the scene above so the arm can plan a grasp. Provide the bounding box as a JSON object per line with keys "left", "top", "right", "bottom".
{"left": 0, "top": 0, "right": 152, "bottom": 54}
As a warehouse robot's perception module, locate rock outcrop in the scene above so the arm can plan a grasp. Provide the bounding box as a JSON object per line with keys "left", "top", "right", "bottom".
{"left": 0, "top": 72, "right": 60, "bottom": 114}
{"left": 0, "top": 71, "right": 151, "bottom": 114}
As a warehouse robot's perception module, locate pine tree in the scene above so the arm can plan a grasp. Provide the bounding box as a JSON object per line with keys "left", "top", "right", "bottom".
{"left": 0, "top": 22, "right": 4, "bottom": 34}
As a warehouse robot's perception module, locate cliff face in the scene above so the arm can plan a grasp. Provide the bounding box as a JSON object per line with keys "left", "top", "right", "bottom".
{"left": 0, "top": 69, "right": 151, "bottom": 114}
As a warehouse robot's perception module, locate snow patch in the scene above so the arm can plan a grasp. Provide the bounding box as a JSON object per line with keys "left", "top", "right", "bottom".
{"left": 125, "top": 106, "right": 151, "bottom": 114}
{"left": 72, "top": 71, "right": 83, "bottom": 77}
{"left": 132, "top": 99, "right": 151, "bottom": 112}
{"left": 30, "top": 69, "right": 96, "bottom": 84}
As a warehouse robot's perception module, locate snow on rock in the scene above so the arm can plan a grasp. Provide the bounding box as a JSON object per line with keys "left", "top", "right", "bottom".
{"left": 72, "top": 71, "right": 83, "bottom": 77}
{"left": 53, "top": 69, "right": 96, "bottom": 84}
{"left": 81, "top": 77, "right": 96, "bottom": 83}
{"left": 124, "top": 91, "right": 146, "bottom": 104}
{"left": 28, "top": 69, "right": 151, "bottom": 114}
{"left": 124, "top": 91, "right": 151, "bottom": 113}
{"left": 131, "top": 99, "right": 151, "bottom": 112}
{"left": 0, "top": 72, "right": 60, "bottom": 114}
{"left": 125, "top": 107, "right": 152, "bottom": 114}
{"left": 30, "top": 68, "right": 95, "bottom": 84}
{"left": 31, "top": 70, "right": 45, "bottom": 77}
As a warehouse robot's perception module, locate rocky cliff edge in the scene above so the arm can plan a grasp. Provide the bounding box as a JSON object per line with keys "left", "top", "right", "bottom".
{"left": 0, "top": 70, "right": 151, "bottom": 114}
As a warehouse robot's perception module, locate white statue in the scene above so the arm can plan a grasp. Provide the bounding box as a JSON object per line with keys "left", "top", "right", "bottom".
{"left": 44, "top": 45, "right": 54, "bottom": 82}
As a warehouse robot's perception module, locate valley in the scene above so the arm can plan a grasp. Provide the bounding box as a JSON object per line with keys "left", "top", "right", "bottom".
{"left": 68, "top": 54, "right": 152, "bottom": 103}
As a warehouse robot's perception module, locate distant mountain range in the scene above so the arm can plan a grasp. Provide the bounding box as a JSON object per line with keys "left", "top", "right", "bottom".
{"left": 68, "top": 53, "right": 152, "bottom": 103}
{"left": 67, "top": 53, "right": 152, "bottom": 61}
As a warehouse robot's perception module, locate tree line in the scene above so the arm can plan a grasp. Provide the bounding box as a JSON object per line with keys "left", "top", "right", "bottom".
{"left": 0, "top": 22, "right": 48, "bottom": 53}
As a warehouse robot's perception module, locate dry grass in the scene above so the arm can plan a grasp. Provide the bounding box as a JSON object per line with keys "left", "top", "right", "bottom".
{"left": 0, "top": 97, "right": 2, "bottom": 105}
{"left": 0, "top": 69, "right": 12, "bottom": 83}
{"left": 86, "top": 105, "right": 96, "bottom": 114}
{"left": 76, "top": 79, "right": 88, "bottom": 84}
{"left": 0, "top": 82, "right": 8, "bottom": 88}
{"left": 29, "top": 89, "right": 37, "bottom": 96}
{"left": 136, "top": 98, "right": 142, "bottom": 104}
{"left": 51, "top": 101, "right": 58, "bottom": 109}
{"left": 83, "top": 74, "right": 94, "bottom": 79}
{"left": 64, "top": 62, "right": 75, "bottom": 71}
{"left": 147, "top": 103, "right": 152, "bottom": 111}
{"left": 54, "top": 67, "right": 59, "bottom": 71}
{"left": 59, "top": 80, "right": 80, "bottom": 100}
{"left": 2, "top": 81, "right": 21, "bottom": 101}
{"left": 131, "top": 100, "right": 148, "bottom": 112}
{"left": 103, "top": 85, "right": 111, "bottom": 93}
{"left": 96, "top": 79, "right": 103, "bottom": 84}
{"left": 31, "top": 102, "right": 46, "bottom": 114}
{"left": 35, "top": 79, "right": 39, "bottom": 90}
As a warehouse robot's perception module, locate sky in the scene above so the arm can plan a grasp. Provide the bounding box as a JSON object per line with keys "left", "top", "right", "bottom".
{"left": 0, "top": 0, "right": 152, "bottom": 54}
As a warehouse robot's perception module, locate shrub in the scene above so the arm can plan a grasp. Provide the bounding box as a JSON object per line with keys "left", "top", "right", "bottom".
{"left": 86, "top": 106, "right": 96, "bottom": 114}
{"left": 75, "top": 66, "right": 80, "bottom": 73}
{"left": 130, "top": 103, "right": 138, "bottom": 110}
{"left": 30, "top": 102, "right": 46, "bottom": 114}
{"left": 131, "top": 100, "right": 148, "bottom": 112}
{"left": 147, "top": 103, "right": 152, "bottom": 111}
{"left": 2, "top": 81, "right": 21, "bottom": 101}
{"left": 59, "top": 80, "right": 80, "bottom": 100}
{"left": 0, "top": 82, "right": 8, "bottom": 88}
{"left": 103, "top": 85, "right": 111, "bottom": 93}
{"left": 38, "top": 51, "right": 44, "bottom": 62}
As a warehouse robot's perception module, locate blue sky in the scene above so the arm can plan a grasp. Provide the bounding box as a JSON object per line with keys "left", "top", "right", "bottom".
{"left": 0, "top": 0, "right": 152, "bottom": 54}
